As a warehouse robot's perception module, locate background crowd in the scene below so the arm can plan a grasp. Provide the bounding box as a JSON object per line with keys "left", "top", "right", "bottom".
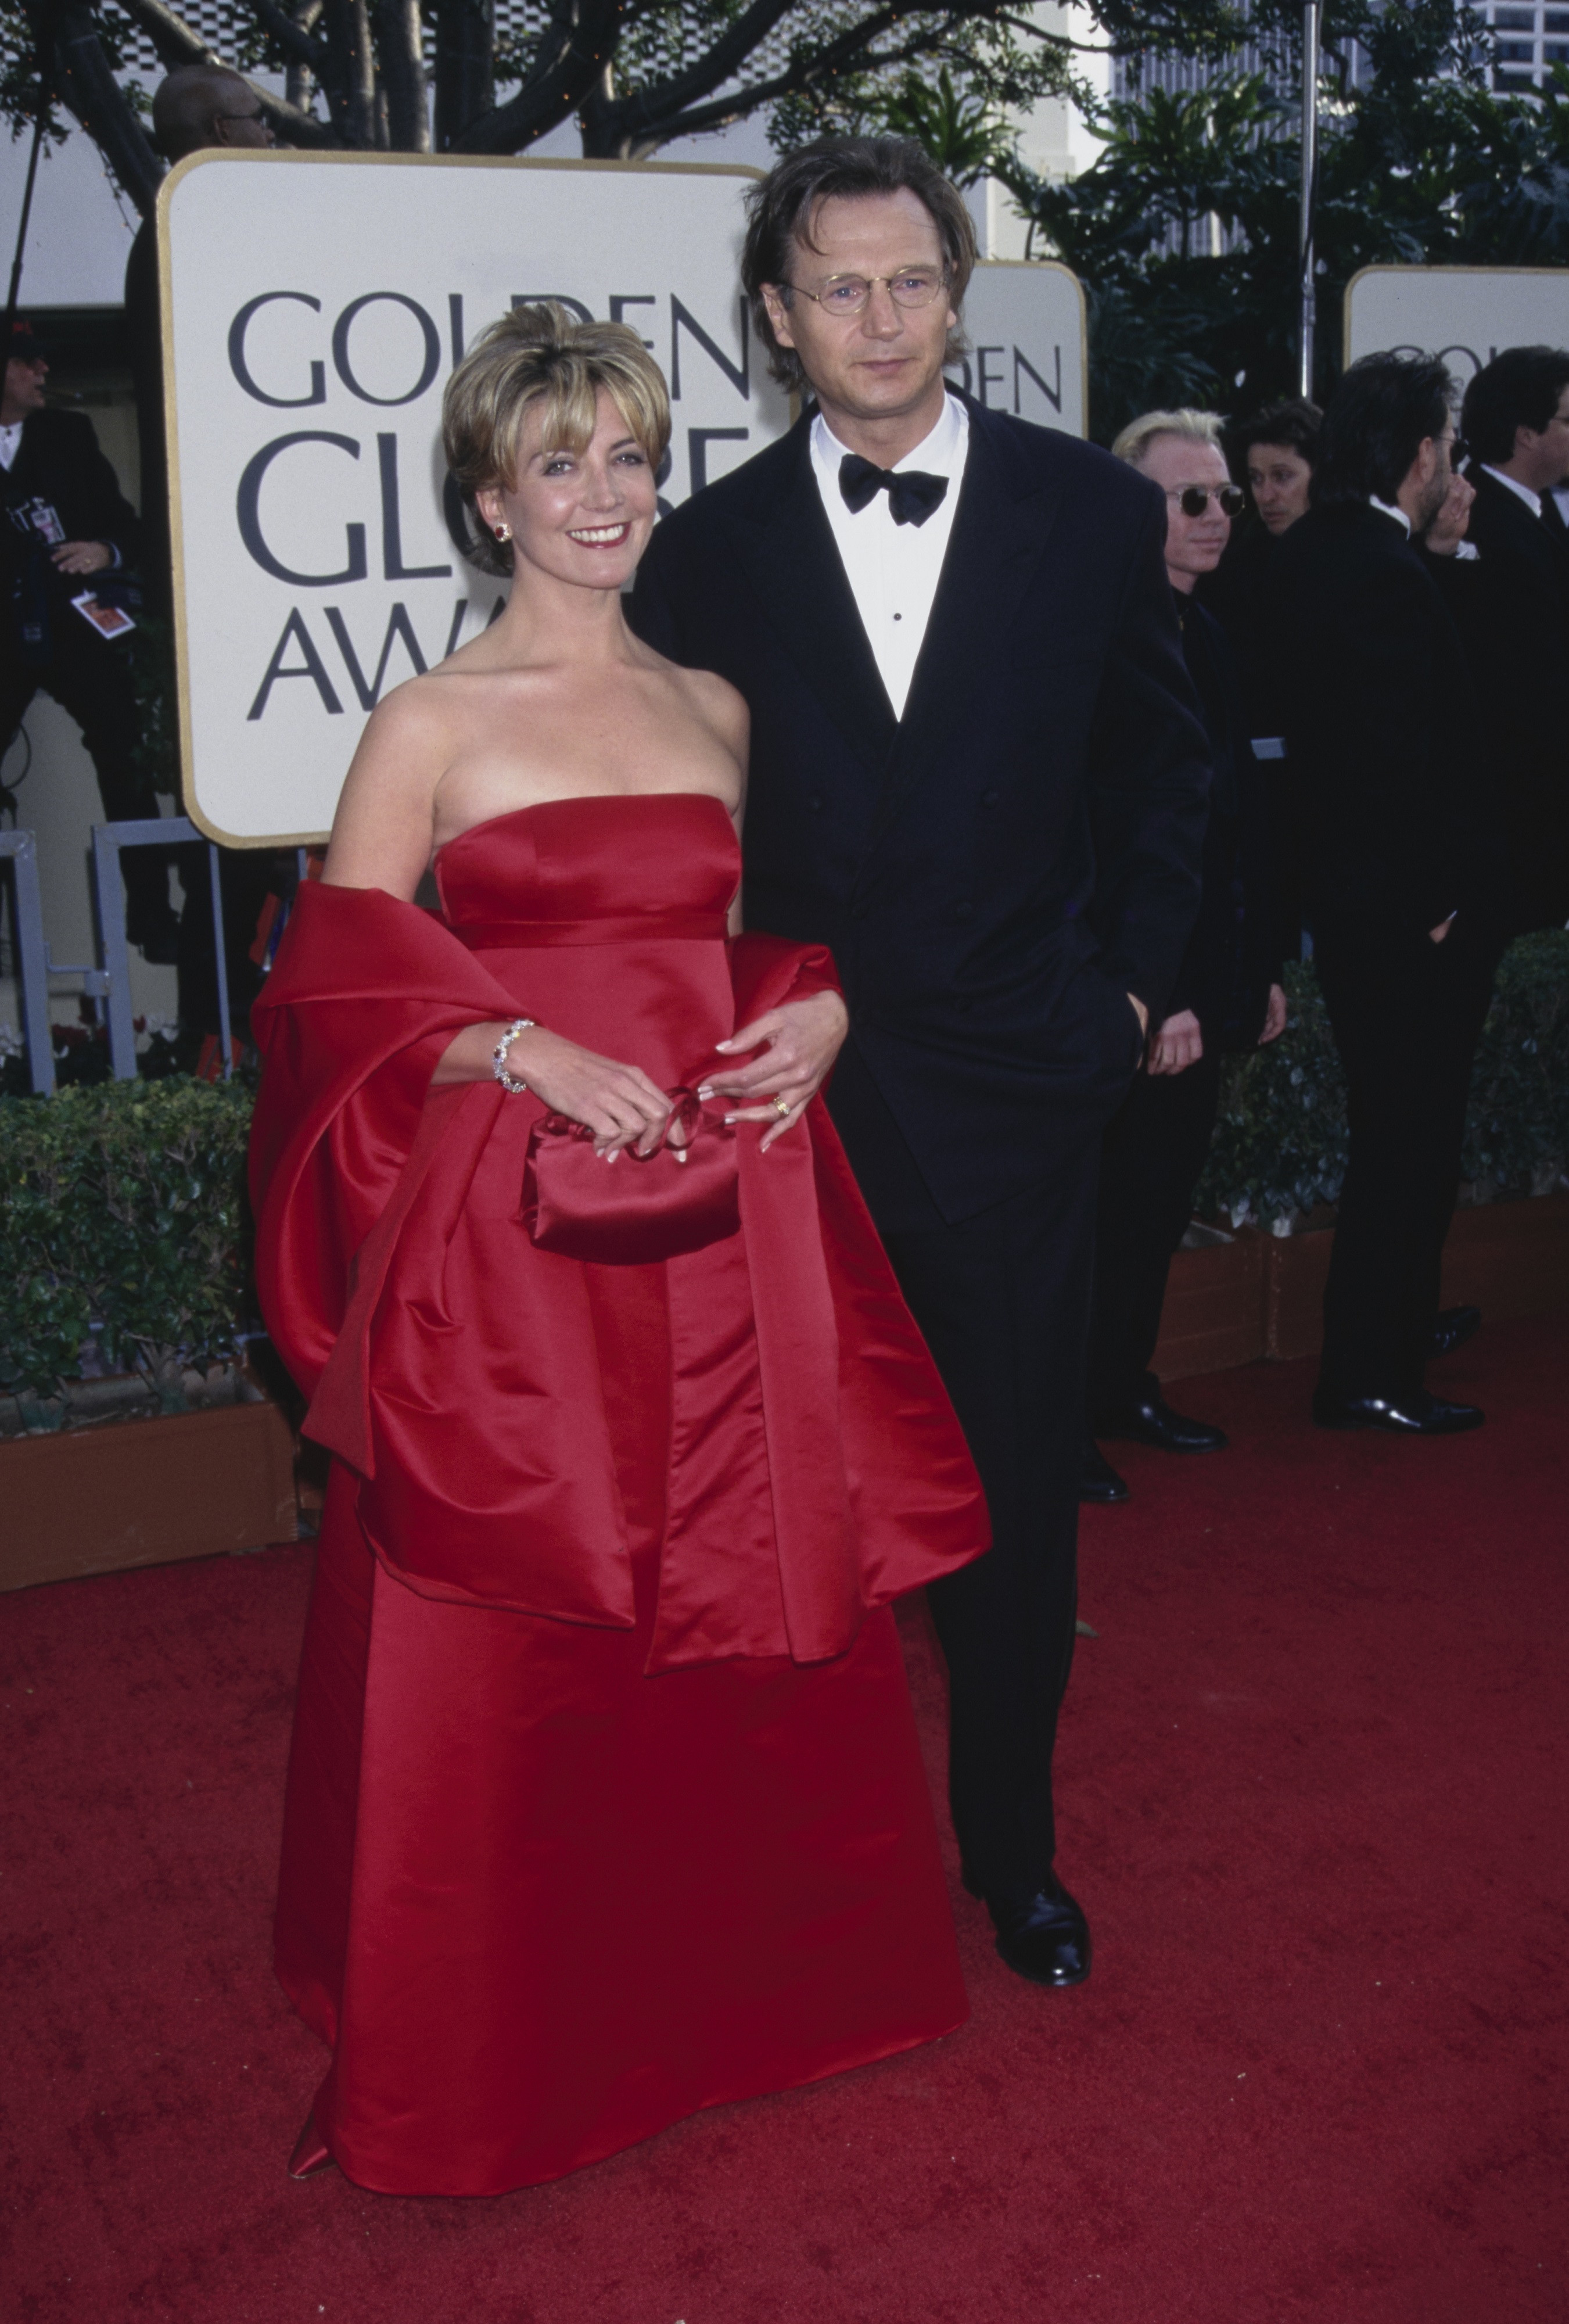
{"left": 1082, "top": 342, "right": 1569, "bottom": 1490}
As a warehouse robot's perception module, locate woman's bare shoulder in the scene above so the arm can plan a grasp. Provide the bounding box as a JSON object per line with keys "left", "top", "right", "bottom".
{"left": 666, "top": 660, "right": 749, "bottom": 753}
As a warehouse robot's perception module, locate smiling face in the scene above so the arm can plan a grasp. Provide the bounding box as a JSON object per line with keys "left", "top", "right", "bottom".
{"left": 1246, "top": 440, "right": 1313, "bottom": 533}
{"left": 475, "top": 386, "right": 658, "bottom": 594}
{"left": 760, "top": 188, "right": 958, "bottom": 453}
{"left": 1140, "top": 435, "right": 1234, "bottom": 591}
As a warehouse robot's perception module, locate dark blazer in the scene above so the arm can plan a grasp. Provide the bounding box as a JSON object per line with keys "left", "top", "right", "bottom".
{"left": 1168, "top": 596, "right": 1281, "bottom": 1046}
{"left": 1, "top": 407, "right": 144, "bottom": 661}
{"left": 631, "top": 394, "right": 1212, "bottom": 1225}
{"left": 1446, "top": 465, "right": 1569, "bottom": 932}
{"left": 1260, "top": 500, "right": 1503, "bottom": 937}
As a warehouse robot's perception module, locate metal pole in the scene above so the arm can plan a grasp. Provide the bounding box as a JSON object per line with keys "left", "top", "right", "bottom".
{"left": 206, "top": 840, "right": 233, "bottom": 1078}
{"left": 1298, "top": 0, "right": 1322, "bottom": 400}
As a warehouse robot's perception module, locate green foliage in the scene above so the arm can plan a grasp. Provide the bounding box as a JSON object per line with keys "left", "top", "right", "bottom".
{"left": 0, "top": 1076, "right": 254, "bottom": 1408}
{"left": 1001, "top": 6, "right": 1569, "bottom": 442}
{"left": 1195, "top": 934, "right": 1569, "bottom": 1231}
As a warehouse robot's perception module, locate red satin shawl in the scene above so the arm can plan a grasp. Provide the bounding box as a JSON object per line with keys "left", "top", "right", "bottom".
{"left": 249, "top": 879, "right": 987, "bottom": 1669}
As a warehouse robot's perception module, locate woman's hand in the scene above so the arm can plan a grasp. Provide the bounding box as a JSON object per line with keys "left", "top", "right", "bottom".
{"left": 1146, "top": 1007, "right": 1203, "bottom": 1077}
{"left": 433, "top": 1021, "right": 672, "bottom": 1156}
{"left": 699, "top": 988, "right": 849, "bottom": 1151}
{"left": 1258, "top": 982, "right": 1288, "bottom": 1045}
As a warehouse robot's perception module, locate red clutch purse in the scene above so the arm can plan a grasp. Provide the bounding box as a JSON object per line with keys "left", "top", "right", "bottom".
{"left": 522, "top": 1088, "right": 740, "bottom": 1264}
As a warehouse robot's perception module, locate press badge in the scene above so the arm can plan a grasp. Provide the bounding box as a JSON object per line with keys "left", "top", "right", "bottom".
{"left": 72, "top": 591, "right": 136, "bottom": 639}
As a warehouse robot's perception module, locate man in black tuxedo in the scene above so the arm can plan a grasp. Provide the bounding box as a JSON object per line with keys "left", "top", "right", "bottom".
{"left": 0, "top": 321, "right": 177, "bottom": 956}
{"left": 1263, "top": 354, "right": 1507, "bottom": 1436}
{"left": 632, "top": 139, "right": 1210, "bottom": 1987}
{"left": 1455, "top": 346, "right": 1569, "bottom": 934}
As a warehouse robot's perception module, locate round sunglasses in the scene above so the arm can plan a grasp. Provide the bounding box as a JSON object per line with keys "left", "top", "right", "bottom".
{"left": 1168, "top": 484, "right": 1248, "bottom": 518}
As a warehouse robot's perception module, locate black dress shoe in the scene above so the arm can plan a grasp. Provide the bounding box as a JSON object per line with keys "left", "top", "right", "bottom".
{"left": 1312, "top": 1386, "right": 1484, "bottom": 1434}
{"left": 971, "top": 1874, "right": 1092, "bottom": 1988}
{"left": 1093, "top": 1391, "right": 1227, "bottom": 1454}
{"left": 1427, "top": 1304, "right": 1482, "bottom": 1361}
{"left": 1080, "top": 1438, "right": 1129, "bottom": 1504}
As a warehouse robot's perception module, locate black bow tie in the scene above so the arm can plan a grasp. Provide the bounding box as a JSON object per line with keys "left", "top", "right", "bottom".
{"left": 838, "top": 453, "right": 949, "bottom": 528}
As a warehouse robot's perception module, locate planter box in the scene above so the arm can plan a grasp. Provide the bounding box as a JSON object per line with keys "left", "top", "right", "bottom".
{"left": 1154, "top": 1189, "right": 1569, "bottom": 1380}
{"left": 0, "top": 1399, "right": 299, "bottom": 1594}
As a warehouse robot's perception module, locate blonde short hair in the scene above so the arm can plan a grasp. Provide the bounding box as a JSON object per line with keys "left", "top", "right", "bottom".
{"left": 443, "top": 303, "right": 672, "bottom": 576}
{"left": 1111, "top": 407, "right": 1226, "bottom": 469}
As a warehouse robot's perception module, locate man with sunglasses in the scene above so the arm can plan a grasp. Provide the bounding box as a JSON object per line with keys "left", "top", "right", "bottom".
{"left": 634, "top": 137, "right": 1211, "bottom": 1992}
{"left": 1083, "top": 411, "right": 1287, "bottom": 1504}
{"left": 1263, "top": 353, "right": 1507, "bottom": 1436}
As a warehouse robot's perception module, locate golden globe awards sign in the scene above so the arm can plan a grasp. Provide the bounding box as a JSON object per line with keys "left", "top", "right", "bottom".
{"left": 1345, "top": 264, "right": 1569, "bottom": 385}
{"left": 160, "top": 153, "right": 1086, "bottom": 845}
{"left": 161, "top": 152, "right": 788, "bottom": 845}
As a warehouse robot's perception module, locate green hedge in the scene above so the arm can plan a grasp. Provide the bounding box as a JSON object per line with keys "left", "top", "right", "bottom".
{"left": 2, "top": 934, "right": 1565, "bottom": 1409}
{"left": 0, "top": 1077, "right": 254, "bottom": 1416}
{"left": 1195, "top": 931, "right": 1569, "bottom": 1231}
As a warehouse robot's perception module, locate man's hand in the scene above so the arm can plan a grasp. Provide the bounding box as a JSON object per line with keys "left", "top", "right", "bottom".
{"left": 699, "top": 987, "right": 849, "bottom": 1150}
{"left": 1146, "top": 1007, "right": 1202, "bottom": 1076}
{"left": 1128, "top": 993, "right": 1148, "bottom": 1037}
{"left": 1258, "top": 982, "right": 1288, "bottom": 1045}
{"left": 51, "top": 540, "right": 112, "bottom": 578}
{"left": 1423, "top": 473, "right": 1474, "bottom": 557}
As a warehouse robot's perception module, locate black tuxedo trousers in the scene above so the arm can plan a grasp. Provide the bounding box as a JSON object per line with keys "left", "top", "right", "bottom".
{"left": 1312, "top": 913, "right": 1502, "bottom": 1399}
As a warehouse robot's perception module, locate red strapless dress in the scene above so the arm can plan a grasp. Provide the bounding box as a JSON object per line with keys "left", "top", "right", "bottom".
{"left": 249, "top": 793, "right": 988, "bottom": 2196}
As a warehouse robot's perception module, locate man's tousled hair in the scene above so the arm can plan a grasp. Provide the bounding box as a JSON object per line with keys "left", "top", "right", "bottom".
{"left": 1311, "top": 353, "right": 1455, "bottom": 508}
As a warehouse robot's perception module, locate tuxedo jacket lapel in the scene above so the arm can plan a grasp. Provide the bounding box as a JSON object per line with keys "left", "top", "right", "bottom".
{"left": 873, "top": 404, "right": 1061, "bottom": 841}
{"left": 727, "top": 418, "right": 898, "bottom": 770}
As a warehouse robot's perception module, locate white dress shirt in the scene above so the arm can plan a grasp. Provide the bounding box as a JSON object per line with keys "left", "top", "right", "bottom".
{"left": 0, "top": 422, "right": 22, "bottom": 472}
{"left": 809, "top": 392, "right": 969, "bottom": 719}
{"left": 1480, "top": 464, "right": 1542, "bottom": 518}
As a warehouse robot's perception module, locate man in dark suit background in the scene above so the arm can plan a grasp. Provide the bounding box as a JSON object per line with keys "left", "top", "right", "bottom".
{"left": 1084, "top": 408, "right": 1287, "bottom": 1505}
{"left": 0, "top": 321, "right": 177, "bottom": 956}
{"left": 1264, "top": 354, "right": 1507, "bottom": 1437}
{"left": 633, "top": 138, "right": 1211, "bottom": 1987}
{"left": 1455, "top": 346, "right": 1569, "bottom": 934}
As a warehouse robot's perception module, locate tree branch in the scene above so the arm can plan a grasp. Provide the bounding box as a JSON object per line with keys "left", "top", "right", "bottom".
{"left": 606, "top": 5, "right": 936, "bottom": 154}
{"left": 49, "top": 2, "right": 162, "bottom": 212}
{"left": 450, "top": 0, "right": 623, "bottom": 153}
{"left": 372, "top": 0, "right": 430, "bottom": 149}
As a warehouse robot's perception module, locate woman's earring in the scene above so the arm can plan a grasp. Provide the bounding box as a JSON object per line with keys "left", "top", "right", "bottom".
{"left": 494, "top": 523, "right": 511, "bottom": 541}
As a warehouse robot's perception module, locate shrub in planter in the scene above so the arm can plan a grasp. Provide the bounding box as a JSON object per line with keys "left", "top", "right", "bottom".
{"left": 0, "top": 1077, "right": 254, "bottom": 1415}
{"left": 1195, "top": 931, "right": 1569, "bottom": 1232}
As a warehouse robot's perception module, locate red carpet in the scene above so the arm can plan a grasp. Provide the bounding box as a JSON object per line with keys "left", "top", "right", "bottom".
{"left": 3, "top": 1318, "right": 1566, "bottom": 2323}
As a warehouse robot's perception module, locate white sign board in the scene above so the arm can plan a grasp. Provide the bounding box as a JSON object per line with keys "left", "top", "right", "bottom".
{"left": 946, "top": 260, "right": 1086, "bottom": 438}
{"left": 161, "top": 152, "right": 788, "bottom": 845}
{"left": 1345, "top": 264, "right": 1569, "bottom": 386}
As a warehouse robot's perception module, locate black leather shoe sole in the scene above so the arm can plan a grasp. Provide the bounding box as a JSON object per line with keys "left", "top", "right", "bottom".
{"left": 967, "top": 1874, "right": 1093, "bottom": 1988}
{"left": 1095, "top": 1407, "right": 1229, "bottom": 1454}
{"left": 1080, "top": 1443, "right": 1130, "bottom": 1504}
{"left": 1312, "top": 1390, "right": 1485, "bottom": 1435}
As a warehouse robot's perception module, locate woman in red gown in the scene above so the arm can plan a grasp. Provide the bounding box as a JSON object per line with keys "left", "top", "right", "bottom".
{"left": 250, "top": 304, "right": 988, "bottom": 2197}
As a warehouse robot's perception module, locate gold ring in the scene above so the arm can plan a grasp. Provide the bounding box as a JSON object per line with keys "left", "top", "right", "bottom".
{"left": 773, "top": 1095, "right": 791, "bottom": 1118}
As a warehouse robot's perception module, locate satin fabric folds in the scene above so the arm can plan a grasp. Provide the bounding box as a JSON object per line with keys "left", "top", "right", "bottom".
{"left": 249, "top": 793, "right": 987, "bottom": 2195}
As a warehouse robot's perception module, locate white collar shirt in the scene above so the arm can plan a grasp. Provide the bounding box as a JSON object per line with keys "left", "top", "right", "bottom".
{"left": 0, "top": 422, "right": 22, "bottom": 472}
{"left": 1369, "top": 494, "right": 1412, "bottom": 536}
{"left": 1480, "top": 464, "right": 1542, "bottom": 519}
{"left": 809, "top": 391, "right": 969, "bottom": 719}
